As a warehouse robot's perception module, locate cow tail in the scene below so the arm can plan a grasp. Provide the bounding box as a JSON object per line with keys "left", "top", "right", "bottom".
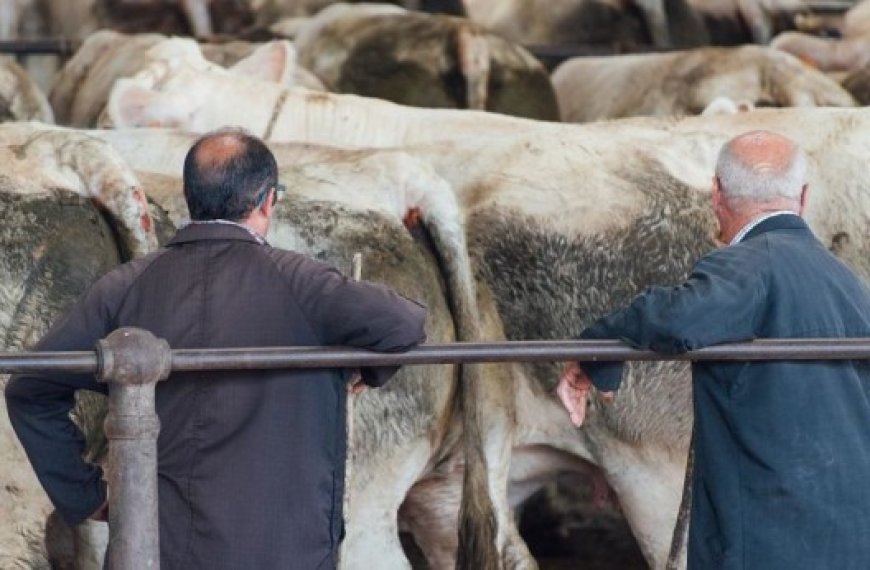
{"left": 454, "top": 23, "right": 491, "bottom": 112}
{"left": 414, "top": 180, "right": 501, "bottom": 569}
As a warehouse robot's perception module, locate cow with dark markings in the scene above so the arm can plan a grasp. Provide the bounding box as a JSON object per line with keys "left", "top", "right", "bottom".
{"left": 0, "top": 123, "right": 171, "bottom": 569}
{"left": 292, "top": 4, "right": 559, "bottom": 119}
{"left": 95, "top": 107, "right": 870, "bottom": 569}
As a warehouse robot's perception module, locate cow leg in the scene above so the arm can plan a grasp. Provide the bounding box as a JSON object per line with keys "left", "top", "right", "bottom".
{"left": 340, "top": 440, "right": 434, "bottom": 570}
{"left": 45, "top": 511, "right": 107, "bottom": 570}
{"left": 633, "top": 0, "right": 671, "bottom": 48}
{"left": 735, "top": 0, "right": 772, "bottom": 44}
{"left": 400, "top": 455, "right": 536, "bottom": 570}
{"left": 180, "top": 0, "right": 213, "bottom": 38}
{"left": 399, "top": 469, "right": 463, "bottom": 569}
{"left": 74, "top": 520, "right": 108, "bottom": 570}
{"left": 596, "top": 441, "right": 687, "bottom": 569}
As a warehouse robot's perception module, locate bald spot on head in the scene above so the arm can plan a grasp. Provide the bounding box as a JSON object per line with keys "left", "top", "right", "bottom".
{"left": 182, "top": 128, "right": 278, "bottom": 221}
{"left": 715, "top": 129, "right": 807, "bottom": 207}
{"left": 192, "top": 133, "right": 247, "bottom": 180}
{"left": 726, "top": 131, "right": 798, "bottom": 179}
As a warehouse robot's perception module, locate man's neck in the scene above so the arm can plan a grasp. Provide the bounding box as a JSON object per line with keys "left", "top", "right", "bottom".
{"left": 186, "top": 219, "right": 267, "bottom": 244}
{"left": 725, "top": 209, "right": 798, "bottom": 245}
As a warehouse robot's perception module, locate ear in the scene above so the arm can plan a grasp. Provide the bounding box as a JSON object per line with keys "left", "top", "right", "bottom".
{"left": 262, "top": 189, "right": 276, "bottom": 217}
{"left": 799, "top": 184, "right": 810, "bottom": 215}
{"left": 228, "top": 40, "right": 296, "bottom": 85}
{"left": 711, "top": 175, "right": 723, "bottom": 211}
{"left": 106, "top": 80, "right": 183, "bottom": 129}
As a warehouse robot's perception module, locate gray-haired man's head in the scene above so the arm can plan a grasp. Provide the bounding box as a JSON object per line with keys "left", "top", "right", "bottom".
{"left": 715, "top": 130, "right": 807, "bottom": 205}
{"left": 711, "top": 130, "right": 810, "bottom": 244}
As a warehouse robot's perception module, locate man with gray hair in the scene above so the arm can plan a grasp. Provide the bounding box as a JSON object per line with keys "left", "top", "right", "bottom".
{"left": 558, "top": 130, "right": 870, "bottom": 569}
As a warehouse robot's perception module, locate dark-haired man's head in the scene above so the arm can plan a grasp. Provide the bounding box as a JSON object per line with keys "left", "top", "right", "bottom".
{"left": 183, "top": 128, "right": 279, "bottom": 224}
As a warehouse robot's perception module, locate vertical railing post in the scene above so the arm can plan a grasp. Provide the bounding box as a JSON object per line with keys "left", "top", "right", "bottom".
{"left": 96, "top": 327, "right": 171, "bottom": 570}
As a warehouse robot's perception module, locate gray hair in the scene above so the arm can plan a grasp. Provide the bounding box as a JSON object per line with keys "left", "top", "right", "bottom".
{"left": 715, "top": 134, "right": 808, "bottom": 202}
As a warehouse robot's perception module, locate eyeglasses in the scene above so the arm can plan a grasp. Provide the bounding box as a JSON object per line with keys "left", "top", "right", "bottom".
{"left": 255, "top": 182, "right": 286, "bottom": 206}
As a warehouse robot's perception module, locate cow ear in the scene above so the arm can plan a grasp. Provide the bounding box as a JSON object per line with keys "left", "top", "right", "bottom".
{"left": 228, "top": 40, "right": 296, "bottom": 85}
{"left": 105, "top": 80, "right": 183, "bottom": 129}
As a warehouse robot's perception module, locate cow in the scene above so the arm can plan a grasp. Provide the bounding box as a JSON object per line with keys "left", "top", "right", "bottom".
{"left": 0, "top": 123, "right": 514, "bottom": 570}
{"left": 551, "top": 45, "right": 855, "bottom": 123}
{"left": 686, "top": 0, "right": 863, "bottom": 45}
{"left": 771, "top": 0, "right": 870, "bottom": 72}
{"left": 459, "top": 0, "right": 709, "bottom": 49}
{"left": 246, "top": 0, "right": 467, "bottom": 32}
{"left": 49, "top": 30, "right": 316, "bottom": 127}
{"left": 93, "top": 104, "right": 870, "bottom": 569}
{"left": 0, "top": 57, "right": 54, "bottom": 123}
{"left": 103, "top": 65, "right": 545, "bottom": 145}
{"left": 0, "top": 0, "right": 252, "bottom": 92}
{"left": 0, "top": 122, "right": 167, "bottom": 569}
{"left": 290, "top": 3, "right": 558, "bottom": 119}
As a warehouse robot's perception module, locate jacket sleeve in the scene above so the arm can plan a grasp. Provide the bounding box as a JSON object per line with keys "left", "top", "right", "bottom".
{"left": 579, "top": 244, "right": 767, "bottom": 392}
{"left": 4, "top": 275, "right": 118, "bottom": 526}
{"left": 284, "top": 254, "right": 428, "bottom": 387}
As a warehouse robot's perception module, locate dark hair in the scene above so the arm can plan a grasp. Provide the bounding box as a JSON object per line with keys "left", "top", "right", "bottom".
{"left": 182, "top": 128, "right": 279, "bottom": 221}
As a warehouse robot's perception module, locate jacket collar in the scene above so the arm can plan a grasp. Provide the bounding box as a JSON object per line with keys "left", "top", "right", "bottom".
{"left": 742, "top": 212, "right": 811, "bottom": 242}
{"left": 167, "top": 220, "right": 268, "bottom": 247}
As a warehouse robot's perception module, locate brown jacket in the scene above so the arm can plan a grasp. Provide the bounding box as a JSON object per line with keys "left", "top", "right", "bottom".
{"left": 6, "top": 222, "right": 427, "bottom": 570}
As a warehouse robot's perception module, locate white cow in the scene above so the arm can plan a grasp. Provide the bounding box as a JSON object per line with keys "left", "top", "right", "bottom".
{"left": 104, "top": 59, "right": 544, "bottom": 145}
{"left": 772, "top": 0, "right": 870, "bottom": 72}
{"left": 0, "top": 57, "right": 54, "bottom": 123}
{"left": 552, "top": 45, "right": 854, "bottom": 123}
{"left": 460, "top": 0, "right": 707, "bottom": 49}
{"left": 92, "top": 106, "right": 870, "bottom": 568}
{"left": 0, "top": 122, "right": 161, "bottom": 570}
{"left": 50, "top": 30, "right": 315, "bottom": 127}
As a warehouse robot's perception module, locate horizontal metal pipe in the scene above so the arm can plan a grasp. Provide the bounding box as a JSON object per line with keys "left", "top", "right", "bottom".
{"left": 0, "top": 352, "right": 98, "bottom": 374}
{"left": 1, "top": 339, "right": 868, "bottom": 375}
{"left": 0, "top": 39, "right": 76, "bottom": 55}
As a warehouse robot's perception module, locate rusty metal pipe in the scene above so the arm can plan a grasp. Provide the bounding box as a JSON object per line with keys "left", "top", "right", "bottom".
{"left": 96, "top": 328, "right": 171, "bottom": 570}
{"left": 0, "top": 351, "right": 96, "bottom": 374}
{"left": 2, "top": 338, "right": 870, "bottom": 376}
{"left": 168, "top": 338, "right": 870, "bottom": 370}
{"left": 0, "top": 39, "right": 76, "bottom": 55}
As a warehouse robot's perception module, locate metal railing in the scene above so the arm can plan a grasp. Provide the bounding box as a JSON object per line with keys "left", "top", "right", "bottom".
{"left": 3, "top": 328, "right": 870, "bottom": 569}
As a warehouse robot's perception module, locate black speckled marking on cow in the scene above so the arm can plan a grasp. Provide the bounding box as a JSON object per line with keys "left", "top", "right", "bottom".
{"left": 275, "top": 199, "right": 458, "bottom": 475}
{"left": 468, "top": 165, "right": 712, "bottom": 446}
{"left": 0, "top": 190, "right": 121, "bottom": 351}
{"left": 335, "top": 13, "right": 558, "bottom": 120}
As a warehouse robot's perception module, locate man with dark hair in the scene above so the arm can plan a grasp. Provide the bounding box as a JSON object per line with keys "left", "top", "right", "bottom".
{"left": 6, "top": 128, "right": 427, "bottom": 569}
{"left": 557, "top": 130, "right": 870, "bottom": 569}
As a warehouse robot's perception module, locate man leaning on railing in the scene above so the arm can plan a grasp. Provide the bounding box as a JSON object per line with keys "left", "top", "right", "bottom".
{"left": 5, "top": 128, "right": 427, "bottom": 570}
{"left": 558, "top": 130, "right": 870, "bottom": 570}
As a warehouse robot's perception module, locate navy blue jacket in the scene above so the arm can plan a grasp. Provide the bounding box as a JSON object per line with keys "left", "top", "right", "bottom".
{"left": 581, "top": 214, "right": 870, "bottom": 569}
{"left": 5, "top": 223, "right": 427, "bottom": 570}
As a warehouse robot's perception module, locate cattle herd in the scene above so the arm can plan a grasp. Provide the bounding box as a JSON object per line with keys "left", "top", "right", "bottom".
{"left": 1, "top": 1, "right": 869, "bottom": 569}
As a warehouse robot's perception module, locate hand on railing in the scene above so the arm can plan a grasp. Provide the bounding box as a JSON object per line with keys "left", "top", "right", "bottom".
{"left": 557, "top": 361, "right": 614, "bottom": 427}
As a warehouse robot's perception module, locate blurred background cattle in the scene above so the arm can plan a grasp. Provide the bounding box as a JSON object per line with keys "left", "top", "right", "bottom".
{"left": 0, "top": 1, "right": 868, "bottom": 569}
